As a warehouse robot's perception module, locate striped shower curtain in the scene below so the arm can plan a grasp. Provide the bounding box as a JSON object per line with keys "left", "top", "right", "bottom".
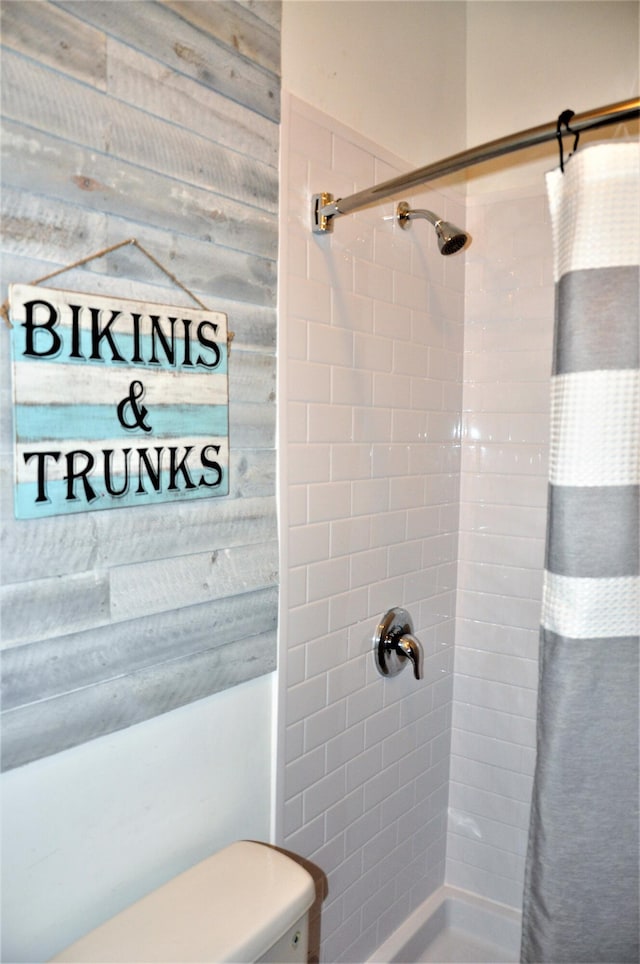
{"left": 521, "top": 143, "right": 639, "bottom": 963}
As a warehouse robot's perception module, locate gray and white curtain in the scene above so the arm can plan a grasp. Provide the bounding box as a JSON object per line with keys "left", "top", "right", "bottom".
{"left": 521, "top": 143, "right": 639, "bottom": 963}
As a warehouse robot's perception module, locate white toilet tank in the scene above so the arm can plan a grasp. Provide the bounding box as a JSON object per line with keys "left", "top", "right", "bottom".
{"left": 51, "top": 841, "right": 316, "bottom": 963}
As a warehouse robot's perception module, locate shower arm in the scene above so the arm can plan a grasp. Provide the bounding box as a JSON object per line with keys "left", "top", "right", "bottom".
{"left": 312, "top": 97, "right": 640, "bottom": 233}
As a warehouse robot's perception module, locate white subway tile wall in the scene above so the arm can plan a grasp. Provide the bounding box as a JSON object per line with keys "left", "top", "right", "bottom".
{"left": 280, "top": 95, "right": 554, "bottom": 960}
{"left": 448, "top": 188, "right": 553, "bottom": 908}
{"left": 280, "top": 96, "right": 464, "bottom": 962}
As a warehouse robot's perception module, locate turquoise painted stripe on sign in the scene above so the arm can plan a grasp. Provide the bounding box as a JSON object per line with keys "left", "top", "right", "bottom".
{"left": 15, "top": 404, "right": 229, "bottom": 441}
{"left": 14, "top": 465, "right": 230, "bottom": 518}
{"left": 11, "top": 326, "right": 228, "bottom": 375}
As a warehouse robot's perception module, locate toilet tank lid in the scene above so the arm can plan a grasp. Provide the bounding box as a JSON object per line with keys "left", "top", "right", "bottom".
{"left": 52, "top": 841, "right": 316, "bottom": 963}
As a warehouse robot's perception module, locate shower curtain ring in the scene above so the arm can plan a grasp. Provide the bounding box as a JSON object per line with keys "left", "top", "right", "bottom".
{"left": 556, "top": 109, "right": 580, "bottom": 172}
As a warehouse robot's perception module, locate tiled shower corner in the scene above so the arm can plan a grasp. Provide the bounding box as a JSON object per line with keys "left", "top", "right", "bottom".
{"left": 448, "top": 187, "right": 553, "bottom": 908}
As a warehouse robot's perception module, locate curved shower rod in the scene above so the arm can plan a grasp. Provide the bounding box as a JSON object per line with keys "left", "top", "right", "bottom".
{"left": 311, "top": 97, "right": 640, "bottom": 234}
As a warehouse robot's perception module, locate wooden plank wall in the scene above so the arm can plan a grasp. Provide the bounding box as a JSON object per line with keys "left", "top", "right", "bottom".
{"left": 0, "top": 0, "right": 281, "bottom": 770}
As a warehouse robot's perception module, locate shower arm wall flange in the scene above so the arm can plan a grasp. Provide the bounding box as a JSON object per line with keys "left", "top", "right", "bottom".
{"left": 396, "top": 202, "right": 439, "bottom": 229}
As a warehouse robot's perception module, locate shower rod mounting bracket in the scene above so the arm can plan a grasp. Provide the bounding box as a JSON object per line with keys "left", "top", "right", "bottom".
{"left": 312, "top": 192, "right": 337, "bottom": 233}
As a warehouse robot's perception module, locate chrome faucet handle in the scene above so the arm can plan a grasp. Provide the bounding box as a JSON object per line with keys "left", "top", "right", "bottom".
{"left": 397, "top": 633, "right": 423, "bottom": 680}
{"left": 374, "top": 608, "right": 424, "bottom": 681}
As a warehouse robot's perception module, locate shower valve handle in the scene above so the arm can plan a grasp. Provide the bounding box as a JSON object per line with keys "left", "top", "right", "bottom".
{"left": 374, "top": 607, "right": 423, "bottom": 681}
{"left": 397, "top": 633, "right": 423, "bottom": 681}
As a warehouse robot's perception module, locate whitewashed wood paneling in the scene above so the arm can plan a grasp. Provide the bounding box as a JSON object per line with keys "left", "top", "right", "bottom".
{"left": 54, "top": 0, "right": 280, "bottom": 121}
{"left": 164, "top": 1, "right": 280, "bottom": 76}
{"left": 109, "top": 541, "right": 278, "bottom": 622}
{"left": 1, "top": 631, "right": 276, "bottom": 770}
{"left": 2, "top": 588, "right": 277, "bottom": 710}
{"left": 1, "top": 572, "right": 111, "bottom": 648}
{"left": 0, "top": 0, "right": 108, "bottom": 88}
{"left": 1, "top": 121, "right": 278, "bottom": 259}
{"left": 1, "top": 188, "right": 277, "bottom": 306}
{"left": 0, "top": 0, "right": 280, "bottom": 769}
{"left": 1, "top": 50, "right": 279, "bottom": 211}
{"left": 2, "top": 491, "right": 277, "bottom": 582}
{"left": 106, "top": 40, "right": 277, "bottom": 167}
{"left": 242, "top": 0, "right": 281, "bottom": 33}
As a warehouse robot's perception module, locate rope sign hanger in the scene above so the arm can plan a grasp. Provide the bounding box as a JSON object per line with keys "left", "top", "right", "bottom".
{"left": 1, "top": 238, "right": 235, "bottom": 346}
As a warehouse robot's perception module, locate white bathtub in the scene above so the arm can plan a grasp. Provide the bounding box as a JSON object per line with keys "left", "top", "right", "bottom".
{"left": 368, "top": 885, "right": 521, "bottom": 963}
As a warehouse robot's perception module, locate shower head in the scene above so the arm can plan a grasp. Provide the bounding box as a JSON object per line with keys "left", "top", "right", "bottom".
{"left": 397, "top": 202, "right": 469, "bottom": 255}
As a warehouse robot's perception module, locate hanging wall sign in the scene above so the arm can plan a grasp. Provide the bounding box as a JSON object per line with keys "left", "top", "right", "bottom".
{"left": 9, "top": 284, "right": 229, "bottom": 519}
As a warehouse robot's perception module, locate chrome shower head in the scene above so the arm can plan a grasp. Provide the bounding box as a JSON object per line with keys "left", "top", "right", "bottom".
{"left": 434, "top": 220, "right": 469, "bottom": 256}
{"left": 397, "top": 202, "right": 469, "bottom": 255}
